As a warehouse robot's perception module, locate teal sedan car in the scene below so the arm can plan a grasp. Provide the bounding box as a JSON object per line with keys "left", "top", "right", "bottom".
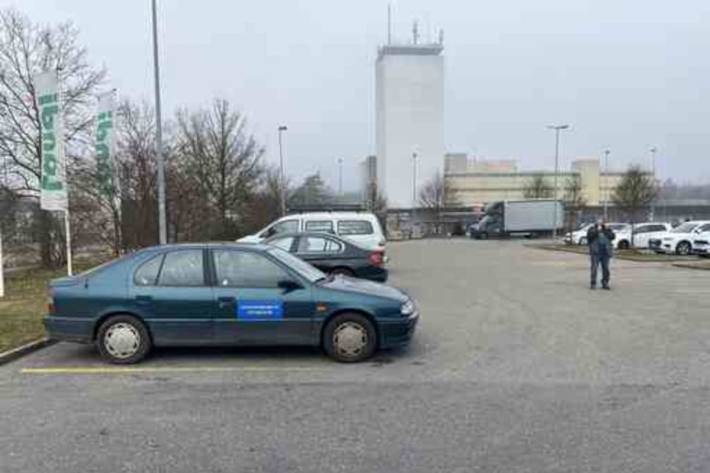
{"left": 44, "top": 243, "right": 418, "bottom": 363}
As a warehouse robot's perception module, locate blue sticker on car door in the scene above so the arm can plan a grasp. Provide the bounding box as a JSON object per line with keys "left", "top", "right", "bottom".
{"left": 237, "top": 300, "right": 283, "bottom": 320}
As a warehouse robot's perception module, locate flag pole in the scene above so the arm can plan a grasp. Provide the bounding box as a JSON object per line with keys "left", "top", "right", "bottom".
{"left": 64, "top": 210, "right": 72, "bottom": 276}
{"left": 0, "top": 228, "right": 5, "bottom": 297}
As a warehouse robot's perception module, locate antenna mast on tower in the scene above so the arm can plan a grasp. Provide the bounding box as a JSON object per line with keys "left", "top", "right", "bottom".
{"left": 387, "top": 4, "right": 392, "bottom": 44}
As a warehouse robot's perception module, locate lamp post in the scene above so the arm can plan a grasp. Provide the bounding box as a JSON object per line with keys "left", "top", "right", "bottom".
{"left": 338, "top": 158, "right": 343, "bottom": 195}
{"left": 278, "top": 125, "right": 288, "bottom": 216}
{"left": 603, "top": 149, "right": 610, "bottom": 221}
{"left": 412, "top": 152, "right": 418, "bottom": 207}
{"left": 547, "top": 124, "right": 569, "bottom": 240}
{"left": 151, "top": 0, "right": 167, "bottom": 244}
{"left": 649, "top": 147, "right": 657, "bottom": 221}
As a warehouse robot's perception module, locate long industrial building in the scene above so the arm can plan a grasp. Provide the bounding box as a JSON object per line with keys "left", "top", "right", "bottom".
{"left": 444, "top": 154, "right": 630, "bottom": 207}
{"left": 362, "top": 153, "right": 635, "bottom": 208}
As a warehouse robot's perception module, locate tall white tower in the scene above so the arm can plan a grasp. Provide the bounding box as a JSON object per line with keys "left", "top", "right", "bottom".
{"left": 375, "top": 41, "right": 444, "bottom": 209}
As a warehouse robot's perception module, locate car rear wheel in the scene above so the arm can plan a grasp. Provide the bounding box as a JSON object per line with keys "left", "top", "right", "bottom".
{"left": 676, "top": 241, "right": 691, "bottom": 256}
{"left": 97, "top": 315, "right": 152, "bottom": 364}
{"left": 330, "top": 267, "right": 355, "bottom": 277}
{"left": 618, "top": 240, "right": 630, "bottom": 250}
{"left": 323, "top": 312, "right": 377, "bottom": 363}
{"left": 579, "top": 237, "right": 587, "bottom": 245}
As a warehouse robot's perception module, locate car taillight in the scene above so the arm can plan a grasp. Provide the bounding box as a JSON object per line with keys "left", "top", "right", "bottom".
{"left": 48, "top": 289, "right": 55, "bottom": 314}
{"left": 369, "top": 251, "right": 384, "bottom": 266}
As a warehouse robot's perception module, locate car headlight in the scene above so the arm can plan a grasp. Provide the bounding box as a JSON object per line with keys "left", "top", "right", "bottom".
{"left": 400, "top": 299, "right": 415, "bottom": 316}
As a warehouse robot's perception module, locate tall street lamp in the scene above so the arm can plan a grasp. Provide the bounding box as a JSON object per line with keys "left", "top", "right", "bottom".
{"left": 338, "top": 158, "right": 343, "bottom": 195}
{"left": 278, "top": 125, "right": 288, "bottom": 216}
{"left": 547, "top": 124, "right": 570, "bottom": 240}
{"left": 412, "top": 152, "right": 418, "bottom": 208}
{"left": 649, "top": 146, "right": 657, "bottom": 221}
{"left": 603, "top": 149, "right": 610, "bottom": 221}
{"left": 151, "top": 0, "right": 167, "bottom": 244}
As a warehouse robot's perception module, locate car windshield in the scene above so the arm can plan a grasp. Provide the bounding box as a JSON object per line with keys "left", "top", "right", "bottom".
{"left": 671, "top": 222, "right": 698, "bottom": 233}
{"left": 267, "top": 247, "right": 325, "bottom": 283}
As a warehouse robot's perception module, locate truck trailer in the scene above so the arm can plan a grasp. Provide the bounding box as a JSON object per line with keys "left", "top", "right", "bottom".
{"left": 469, "top": 200, "right": 564, "bottom": 238}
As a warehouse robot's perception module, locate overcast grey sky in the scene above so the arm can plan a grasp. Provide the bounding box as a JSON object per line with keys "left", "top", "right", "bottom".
{"left": 6, "top": 0, "right": 710, "bottom": 189}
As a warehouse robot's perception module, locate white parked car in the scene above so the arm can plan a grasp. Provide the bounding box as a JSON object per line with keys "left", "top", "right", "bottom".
{"left": 649, "top": 220, "right": 710, "bottom": 255}
{"left": 693, "top": 230, "right": 710, "bottom": 256}
{"left": 606, "top": 223, "right": 633, "bottom": 249}
{"left": 564, "top": 223, "right": 594, "bottom": 245}
{"left": 630, "top": 222, "right": 672, "bottom": 249}
{"left": 238, "top": 212, "right": 386, "bottom": 250}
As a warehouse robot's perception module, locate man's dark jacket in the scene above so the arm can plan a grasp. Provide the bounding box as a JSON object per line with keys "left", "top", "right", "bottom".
{"left": 587, "top": 225, "right": 616, "bottom": 257}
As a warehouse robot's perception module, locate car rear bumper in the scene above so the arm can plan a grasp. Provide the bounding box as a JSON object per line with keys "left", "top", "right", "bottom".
{"left": 379, "top": 312, "right": 419, "bottom": 349}
{"left": 43, "top": 316, "right": 94, "bottom": 344}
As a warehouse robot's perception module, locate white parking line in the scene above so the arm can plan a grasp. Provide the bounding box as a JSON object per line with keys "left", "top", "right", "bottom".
{"left": 21, "top": 366, "right": 322, "bottom": 375}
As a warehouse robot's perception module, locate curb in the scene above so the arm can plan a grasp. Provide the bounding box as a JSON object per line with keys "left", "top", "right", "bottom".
{"left": 525, "top": 244, "right": 698, "bottom": 263}
{"left": 0, "top": 338, "right": 57, "bottom": 366}
{"left": 672, "top": 263, "right": 710, "bottom": 271}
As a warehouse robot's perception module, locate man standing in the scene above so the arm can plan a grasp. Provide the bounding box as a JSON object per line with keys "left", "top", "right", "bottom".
{"left": 587, "top": 221, "right": 616, "bottom": 290}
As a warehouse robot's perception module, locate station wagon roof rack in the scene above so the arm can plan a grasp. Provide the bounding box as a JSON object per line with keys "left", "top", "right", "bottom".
{"left": 287, "top": 204, "right": 368, "bottom": 213}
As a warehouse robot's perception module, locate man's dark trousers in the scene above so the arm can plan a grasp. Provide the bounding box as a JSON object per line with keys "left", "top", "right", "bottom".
{"left": 590, "top": 250, "right": 610, "bottom": 288}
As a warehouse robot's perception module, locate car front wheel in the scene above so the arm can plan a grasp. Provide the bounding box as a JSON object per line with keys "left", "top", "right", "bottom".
{"left": 676, "top": 241, "right": 691, "bottom": 256}
{"left": 323, "top": 313, "right": 377, "bottom": 363}
{"left": 96, "top": 314, "right": 152, "bottom": 364}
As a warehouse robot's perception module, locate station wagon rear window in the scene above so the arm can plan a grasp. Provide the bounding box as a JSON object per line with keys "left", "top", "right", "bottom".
{"left": 338, "top": 220, "right": 374, "bottom": 235}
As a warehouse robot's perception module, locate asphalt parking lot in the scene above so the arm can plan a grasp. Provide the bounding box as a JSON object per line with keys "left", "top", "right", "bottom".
{"left": 1, "top": 239, "right": 709, "bottom": 472}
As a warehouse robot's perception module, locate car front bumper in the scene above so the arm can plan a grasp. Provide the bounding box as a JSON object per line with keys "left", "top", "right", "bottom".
{"left": 44, "top": 316, "right": 94, "bottom": 343}
{"left": 693, "top": 241, "right": 709, "bottom": 254}
{"left": 379, "top": 311, "right": 419, "bottom": 349}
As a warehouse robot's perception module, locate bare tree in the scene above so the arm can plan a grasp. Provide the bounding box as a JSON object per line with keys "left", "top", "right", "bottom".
{"left": 563, "top": 175, "right": 586, "bottom": 233}
{"left": 115, "top": 100, "right": 161, "bottom": 249}
{"left": 241, "top": 166, "right": 292, "bottom": 235}
{"left": 289, "top": 172, "right": 334, "bottom": 209}
{"left": 523, "top": 174, "right": 553, "bottom": 199}
{"left": 364, "top": 181, "right": 387, "bottom": 213}
{"left": 418, "top": 171, "right": 457, "bottom": 234}
{"left": 612, "top": 165, "right": 658, "bottom": 246}
{"left": 0, "top": 8, "right": 106, "bottom": 266}
{"left": 175, "top": 99, "right": 264, "bottom": 240}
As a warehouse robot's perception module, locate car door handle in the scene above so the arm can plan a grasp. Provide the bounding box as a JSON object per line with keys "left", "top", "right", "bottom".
{"left": 135, "top": 295, "right": 152, "bottom": 305}
{"left": 218, "top": 297, "right": 236, "bottom": 309}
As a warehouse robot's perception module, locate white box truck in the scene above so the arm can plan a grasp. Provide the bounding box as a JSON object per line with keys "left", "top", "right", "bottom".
{"left": 469, "top": 200, "right": 564, "bottom": 238}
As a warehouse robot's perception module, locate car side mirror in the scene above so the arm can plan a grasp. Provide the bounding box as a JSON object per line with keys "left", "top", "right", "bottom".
{"left": 277, "top": 279, "right": 303, "bottom": 293}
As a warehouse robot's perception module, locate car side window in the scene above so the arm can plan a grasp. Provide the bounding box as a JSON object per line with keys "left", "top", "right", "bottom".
{"left": 158, "top": 250, "right": 205, "bottom": 287}
{"left": 338, "top": 220, "right": 374, "bottom": 236}
{"left": 213, "top": 250, "right": 290, "bottom": 288}
{"left": 133, "top": 254, "right": 164, "bottom": 286}
{"left": 272, "top": 220, "right": 299, "bottom": 235}
{"left": 297, "top": 236, "right": 343, "bottom": 254}
{"left": 699, "top": 224, "right": 710, "bottom": 232}
{"left": 651, "top": 225, "right": 667, "bottom": 232}
{"left": 305, "top": 220, "right": 334, "bottom": 233}
{"left": 635, "top": 225, "right": 650, "bottom": 234}
{"left": 269, "top": 237, "right": 295, "bottom": 252}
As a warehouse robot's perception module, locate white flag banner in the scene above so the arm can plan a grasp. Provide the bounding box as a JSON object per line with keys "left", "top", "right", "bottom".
{"left": 95, "top": 91, "right": 116, "bottom": 200}
{"left": 35, "top": 71, "right": 67, "bottom": 211}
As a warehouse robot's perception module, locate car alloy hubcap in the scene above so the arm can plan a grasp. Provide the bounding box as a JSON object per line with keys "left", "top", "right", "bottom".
{"left": 104, "top": 323, "right": 141, "bottom": 359}
{"left": 333, "top": 322, "right": 368, "bottom": 357}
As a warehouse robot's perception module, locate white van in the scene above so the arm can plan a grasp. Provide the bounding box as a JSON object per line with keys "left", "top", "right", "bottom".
{"left": 239, "top": 212, "right": 386, "bottom": 250}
